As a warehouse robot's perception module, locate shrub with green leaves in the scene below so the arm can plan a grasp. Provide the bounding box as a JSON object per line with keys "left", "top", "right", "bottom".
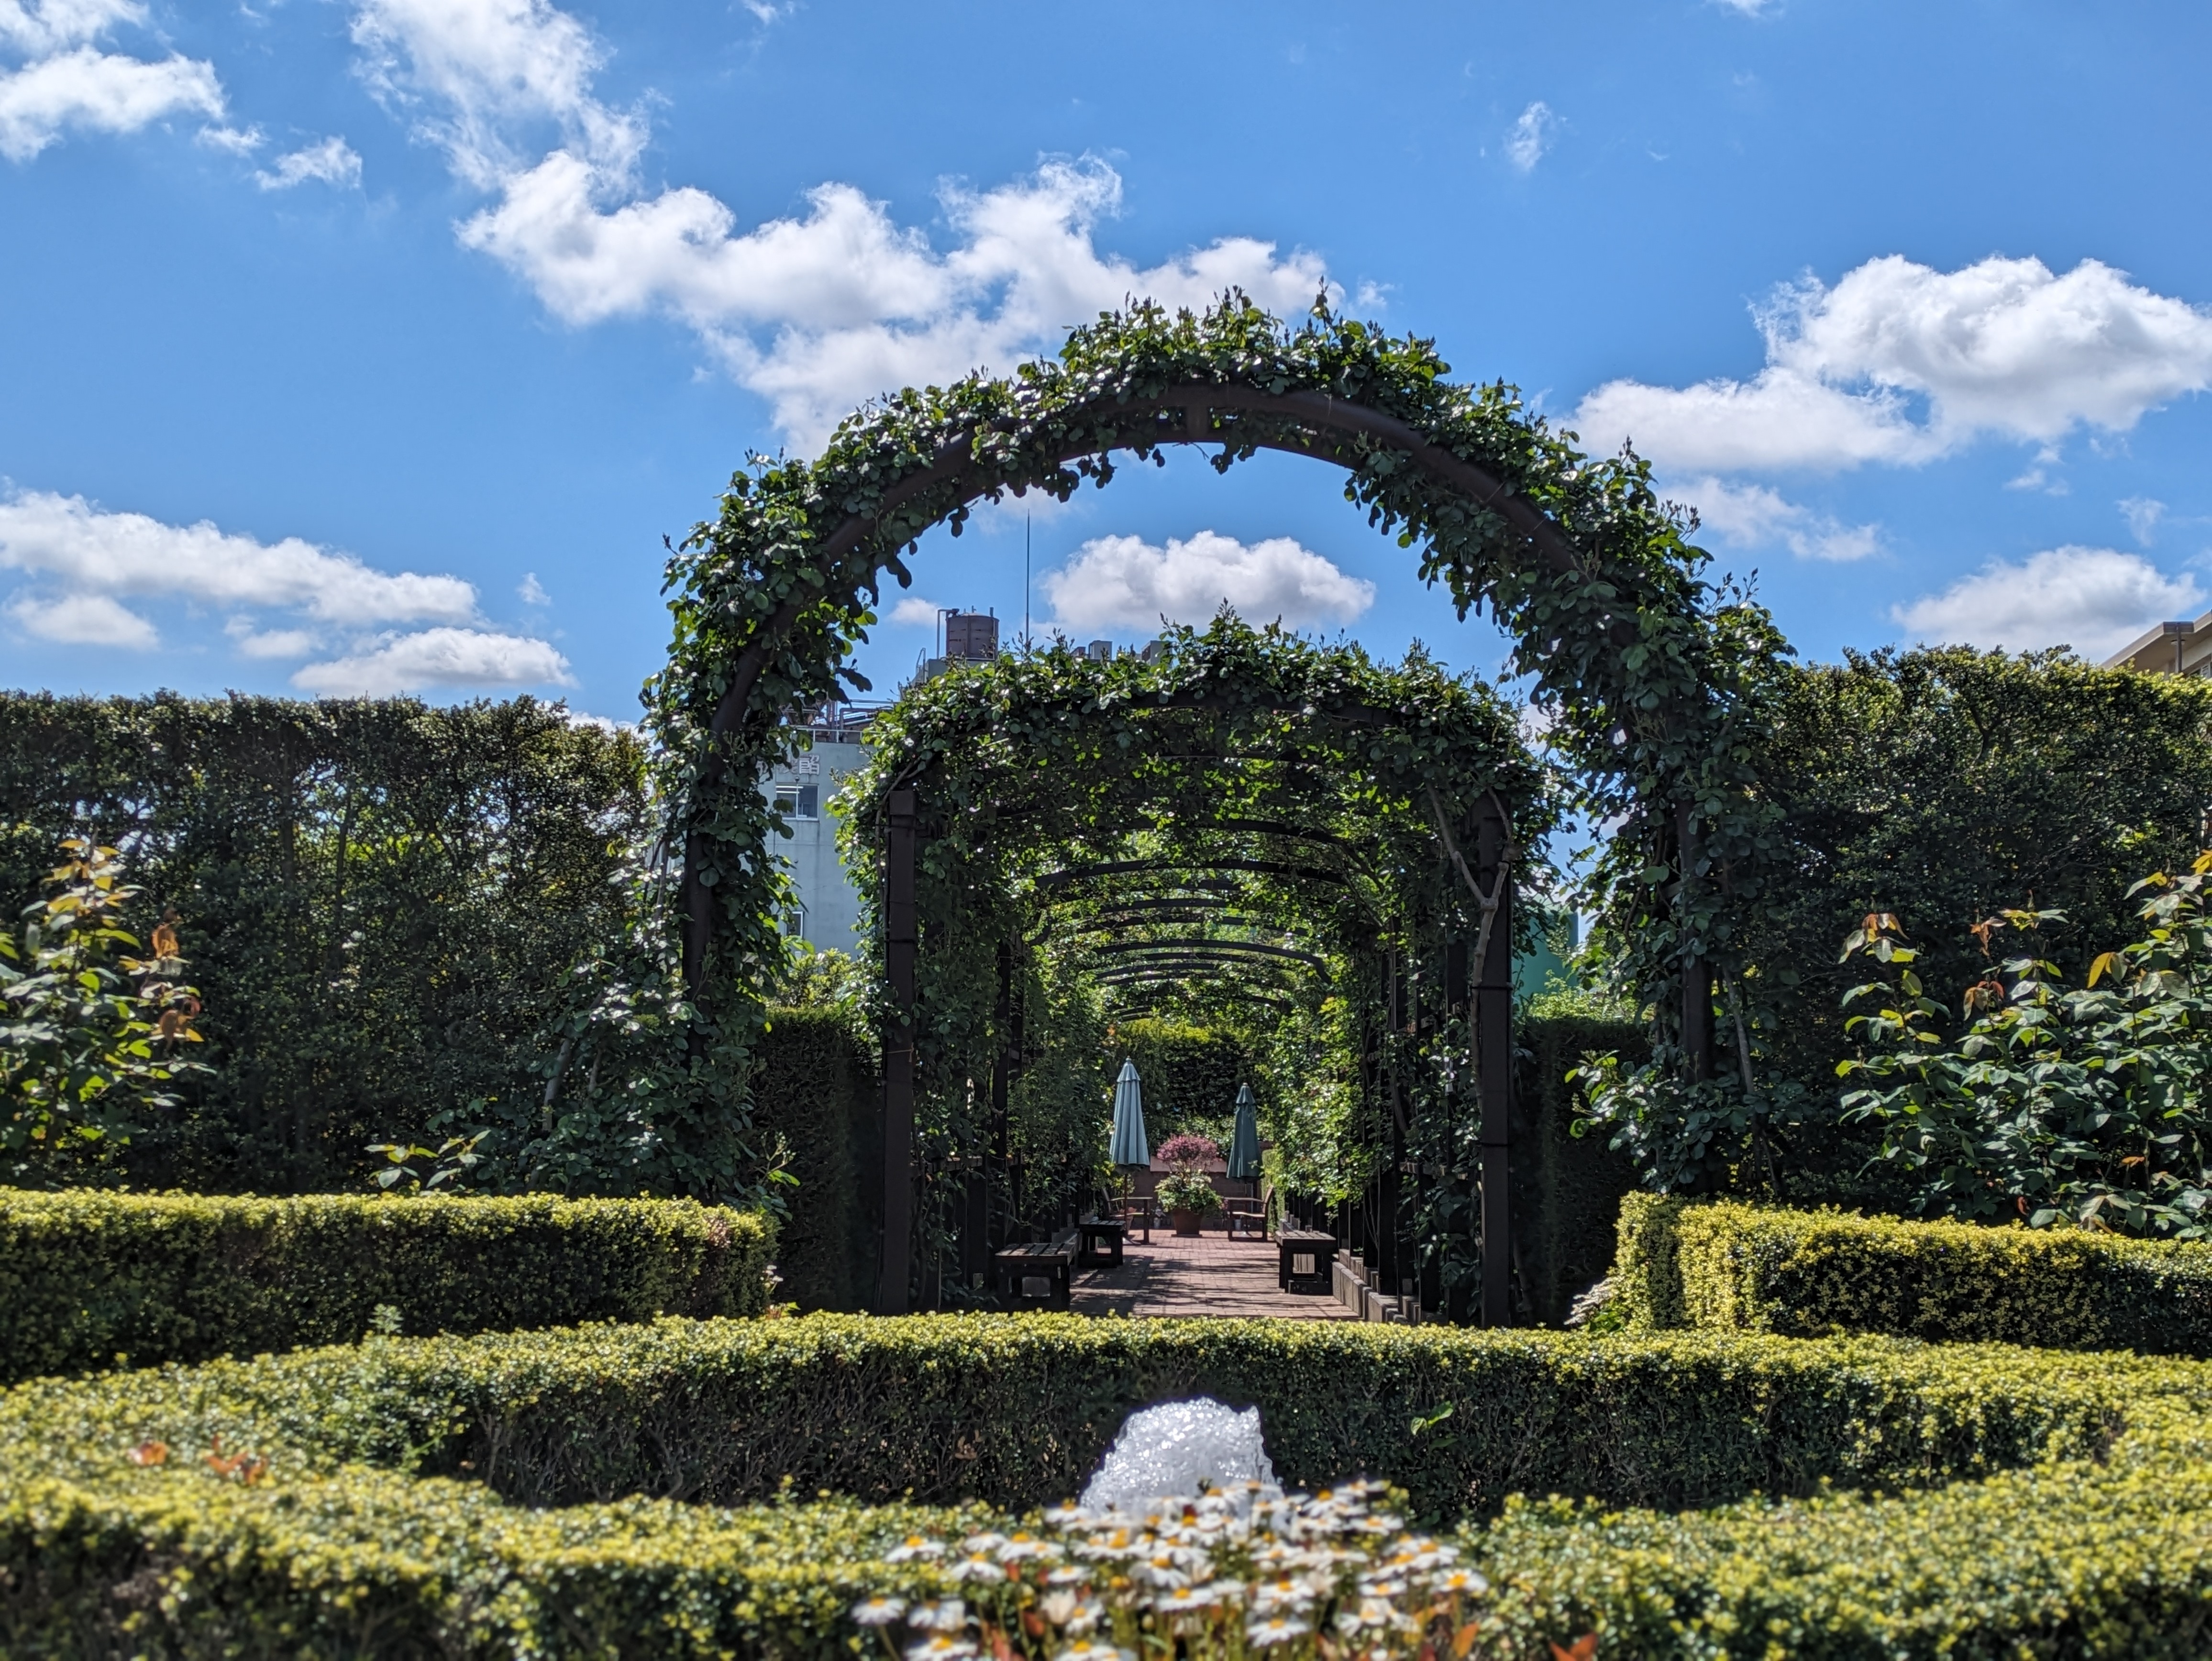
{"left": 1838, "top": 855, "right": 2212, "bottom": 1235}
{"left": 6, "top": 1314, "right": 2212, "bottom": 1656}
{"left": 1611, "top": 1193, "right": 2212, "bottom": 1354}
{"left": 0, "top": 1188, "right": 774, "bottom": 1382}
{"left": 1, "top": 839, "right": 209, "bottom": 1184}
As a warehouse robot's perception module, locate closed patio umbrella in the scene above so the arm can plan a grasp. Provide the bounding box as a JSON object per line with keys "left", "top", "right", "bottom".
{"left": 1109, "top": 1059, "right": 1150, "bottom": 1168}
{"left": 1226, "top": 1083, "right": 1261, "bottom": 1180}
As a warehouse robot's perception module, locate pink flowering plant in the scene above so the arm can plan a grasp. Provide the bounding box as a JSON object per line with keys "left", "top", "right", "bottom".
{"left": 1155, "top": 1133, "right": 1221, "bottom": 1171}
{"left": 851, "top": 1480, "right": 1509, "bottom": 1661}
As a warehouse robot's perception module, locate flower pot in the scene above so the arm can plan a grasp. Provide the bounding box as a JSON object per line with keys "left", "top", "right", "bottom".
{"left": 1169, "top": 1208, "right": 1204, "bottom": 1237}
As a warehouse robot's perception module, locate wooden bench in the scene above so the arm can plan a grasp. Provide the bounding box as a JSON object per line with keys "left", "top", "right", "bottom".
{"left": 1277, "top": 1229, "right": 1334, "bottom": 1294}
{"left": 995, "top": 1240, "right": 1074, "bottom": 1310}
{"left": 1076, "top": 1217, "right": 1127, "bottom": 1268}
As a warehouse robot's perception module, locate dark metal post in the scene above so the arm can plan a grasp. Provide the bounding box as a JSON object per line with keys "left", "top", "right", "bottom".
{"left": 877, "top": 788, "right": 918, "bottom": 1315}
{"left": 1474, "top": 798, "right": 1514, "bottom": 1328}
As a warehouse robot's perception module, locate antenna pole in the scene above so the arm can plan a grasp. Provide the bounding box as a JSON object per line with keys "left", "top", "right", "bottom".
{"left": 1024, "top": 516, "right": 1032, "bottom": 653}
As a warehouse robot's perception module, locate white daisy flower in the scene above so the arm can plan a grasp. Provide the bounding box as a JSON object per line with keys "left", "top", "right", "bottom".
{"left": 904, "top": 1638, "right": 977, "bottom": 1661}
{"left": 852, "top": 1597, "right": 907, "bottom": 1627}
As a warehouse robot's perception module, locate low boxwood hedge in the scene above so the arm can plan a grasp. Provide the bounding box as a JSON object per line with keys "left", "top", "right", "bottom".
{"left": 0, "top": 1189, "right": 776, "bottom": 1382}
{"left": 1615, "top": 1193, "right": 2212, "bottom": 1354}
{"left": 8, "top": 1313, "right": 2212, "bottom": 1655}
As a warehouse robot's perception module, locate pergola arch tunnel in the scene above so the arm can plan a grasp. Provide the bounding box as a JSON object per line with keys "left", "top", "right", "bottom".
{"left": 650, "top": 297, "right": 1780, "bottom": 1314}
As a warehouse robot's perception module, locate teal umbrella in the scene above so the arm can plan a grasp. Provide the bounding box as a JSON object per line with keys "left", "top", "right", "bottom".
{"left": 1226, "top": 1083, "right": 1261, "bottom": 1180}
{"left": 1109, "top": 1060, "right": 1150, "bottom": 1167}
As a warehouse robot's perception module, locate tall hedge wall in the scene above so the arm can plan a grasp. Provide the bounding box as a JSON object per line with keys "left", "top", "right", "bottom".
{"left": 1513, "top": 1014, "right": 1645, "bottom": 1325}
{"left": 8, "top": 1316, "right": 2212, "bottom": 1656}
{"left": 751, "top": 1006, "right": 874, "bottom": 1311}
{"left": 1614, "top": 1194, "right": 2212, "bottom": 1355}
{"left": 0, "top": 1190, "right": 775, "bottom": 1382}
{"left": 0, "top": 693, "right": 648, "bottom": 1192}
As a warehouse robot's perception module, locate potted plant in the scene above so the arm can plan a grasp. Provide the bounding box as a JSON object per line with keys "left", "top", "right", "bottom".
{"left": 1154, "top": 1133, "right": 1224, "bottom": 1236}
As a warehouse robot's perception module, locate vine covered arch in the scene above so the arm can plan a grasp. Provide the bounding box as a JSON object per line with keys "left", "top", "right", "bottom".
{"left": 836, "top": 618, "right": 1560, "bottom": 1314}
{"left": 652, "top": 296, "right": 1784, "bottom": 1201}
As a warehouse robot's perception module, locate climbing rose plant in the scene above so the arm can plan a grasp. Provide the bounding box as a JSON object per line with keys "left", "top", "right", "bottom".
{"left": 1837, "top": 855, "right": 2212, "bottom": 1236}
{"left": 1, "top": 838, "right": 208, "bottom": 1179}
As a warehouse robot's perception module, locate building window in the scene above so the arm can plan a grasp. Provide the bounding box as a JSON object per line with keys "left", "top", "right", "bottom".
{"left": 774, "top": 784, "right": 819, "bottom": 819}
{"left": 780, "top": 905, "right": 806, "bottom": 938}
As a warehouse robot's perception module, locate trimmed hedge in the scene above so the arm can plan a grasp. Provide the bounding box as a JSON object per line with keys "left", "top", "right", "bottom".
{"left": 752, "top": 1006, "right": 874, "bottom": 1311}
{"left": 4, "top": 1316, "right": 2212, "bottom": 1656}
{"left": 1613, "top": 1193, "right": 2212, "bottom": 1354}
{"left": 0, "top": 693, "right": 650, "bottom": 1193}
{"left": 0, "top": 1189, "right": 775, "bottom": 1382}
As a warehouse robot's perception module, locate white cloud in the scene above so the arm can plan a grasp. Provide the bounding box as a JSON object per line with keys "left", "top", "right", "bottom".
{"left": 255, "top": 135, "right": 361, "bottom": 190}
{"left": 1040, "top": 530, "right": 1374, "bottom": 633}
{"left": 1505, "top": 101, "right": 1556, "bottom": 172}
{"left": 2121, "top": 496, "right": 2166, "bottom": 544}
{"left": 0, "top": 43, "right": 222, "bottom": 160}
{"left": 0, "top": 490, "right": 477, "bottom": 623}
{"left": 8, "top": 590, "right": 156, "bottom": 647}
{"left": 0, "top": 0, "right": 142, "bottom": 57}
{"left": 351, "top": 0, "right": 639, "bottom": 188}
{"left": 291, "top": 626, "right": 574, "bottom": 695}
{"left": 0, "top": 490, "right": 571, "bottom": 691}
{"left": 1893, "top": 546, "right": 2203, "bottom": 658}
{"left": 1677, "top": 476, "right": 1880, "bottom": 562}
{"left": 1576, "top": 255, "right": 2212, "bottom": 474}
{"left": 197, "top": 121, "right": 261, "bottom": 154}
{"left": 225, "top": 617, "right": 319, "bottom": 658}
{"left": 1710, "top": 0, "right": 1773, "bottom": 13}
{"left": 465, "top": 155, "right": 1330, "bottom": 447}
{"left": 887, "top": 595, "right": 939, "bottom": 627}
{"left": 349, "top": 0, "right": 1328, "bottom": 448}
{"left": 518, "top": 571, "right": 549, "bottom": 605}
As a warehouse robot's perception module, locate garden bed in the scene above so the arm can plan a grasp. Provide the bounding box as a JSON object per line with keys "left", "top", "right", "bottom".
{"left": 1615, "top": 1194, "right": 2212, "bottom": 1355}
{"left": 0, "top": 1189, "right": 775, "bottom": 1382}
{"left": 7, "top": 1313, "right": 2210, "bottom": 1656}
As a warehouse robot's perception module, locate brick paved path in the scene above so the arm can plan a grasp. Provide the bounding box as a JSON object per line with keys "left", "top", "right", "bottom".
{"left": 1070, "top": 1229, "right": 1352, "bottom": 1320}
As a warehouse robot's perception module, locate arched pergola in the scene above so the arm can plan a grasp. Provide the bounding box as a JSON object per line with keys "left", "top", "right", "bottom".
{"left": 650, "top": 296, "right": 1781, "bottom": 1297}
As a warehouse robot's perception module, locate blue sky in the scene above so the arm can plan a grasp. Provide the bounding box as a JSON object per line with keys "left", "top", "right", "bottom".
{"left": 2, "top": 0, "right": 2208, "bottom": 718}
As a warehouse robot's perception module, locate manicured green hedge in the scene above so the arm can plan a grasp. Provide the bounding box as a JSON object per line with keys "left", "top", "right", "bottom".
{"left": 0, "top": 1189, "right": 775, "bottom": 1382}
{"left": 0, "top": 1315, "right": 2123, "bottom": 1517}
{"left": 752, "top": 1006, "right": 874, "bottom": 1311}
{"left": 4, "top": 1316, "right": 2211, "bottom": 1656}
{"left": 1613, "top": 1193, "right": 2212, "bottom": 1354}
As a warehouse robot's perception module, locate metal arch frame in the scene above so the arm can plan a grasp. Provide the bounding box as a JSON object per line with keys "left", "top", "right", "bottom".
{"left": 685, "top": 378, "right": 1643, "bottom": 989}
{"left": 669, "top": 358, "right": 1734, "bottom": 1331}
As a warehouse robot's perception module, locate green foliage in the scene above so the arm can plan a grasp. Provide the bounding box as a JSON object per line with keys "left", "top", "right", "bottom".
{"left": 1110, "top": 1018, "right": 1247, "bottom": 1145}
{"left": 840, "top": 618, "right": 1559, "bottom": 1278}
{"left": 0, "top": 694, "right": 650, "bottom": 1193}
{"left": 1611, "top": 1193, "right": 2212, "bottom": 1353}
{"left": 1, "top": 839, "right": 210, "bottom": 1183}
{"left": 0, "top": 1188, "right": 774, "bottom": 1383}
{"left": 0, "top": 1315, "right": 2136, "bottom": 1520}
{"left": 655, "top": 296, "right": 1784, "bottom": 1136}
{"left": 1838, "top": 858, "right": 2212, "bottom": 1234}
{"left": 1155, "top": 1169, "right": 1224, "bottom": 1214}
{"left": 1596, "top": 646, "right": 2212, "bottom": 1201}
{"left": 1513, "top": 1015, "right": 1645, "bottom": 1325}
{"left": 751, "top": 1005, "right": 873, "bottom": 1310}
{"left": 10, "top": 1316, "right": 2212, "bottom": 1655}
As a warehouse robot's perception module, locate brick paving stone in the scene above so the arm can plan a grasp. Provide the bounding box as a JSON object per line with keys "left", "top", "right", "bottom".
{"left": 1070, "top": 1229, "right": 1353, "bottom": 1321}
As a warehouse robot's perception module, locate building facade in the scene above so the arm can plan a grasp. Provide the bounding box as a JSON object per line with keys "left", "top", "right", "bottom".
{"left": 763, "top": 611, "right": 1005, "bottom": 953}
